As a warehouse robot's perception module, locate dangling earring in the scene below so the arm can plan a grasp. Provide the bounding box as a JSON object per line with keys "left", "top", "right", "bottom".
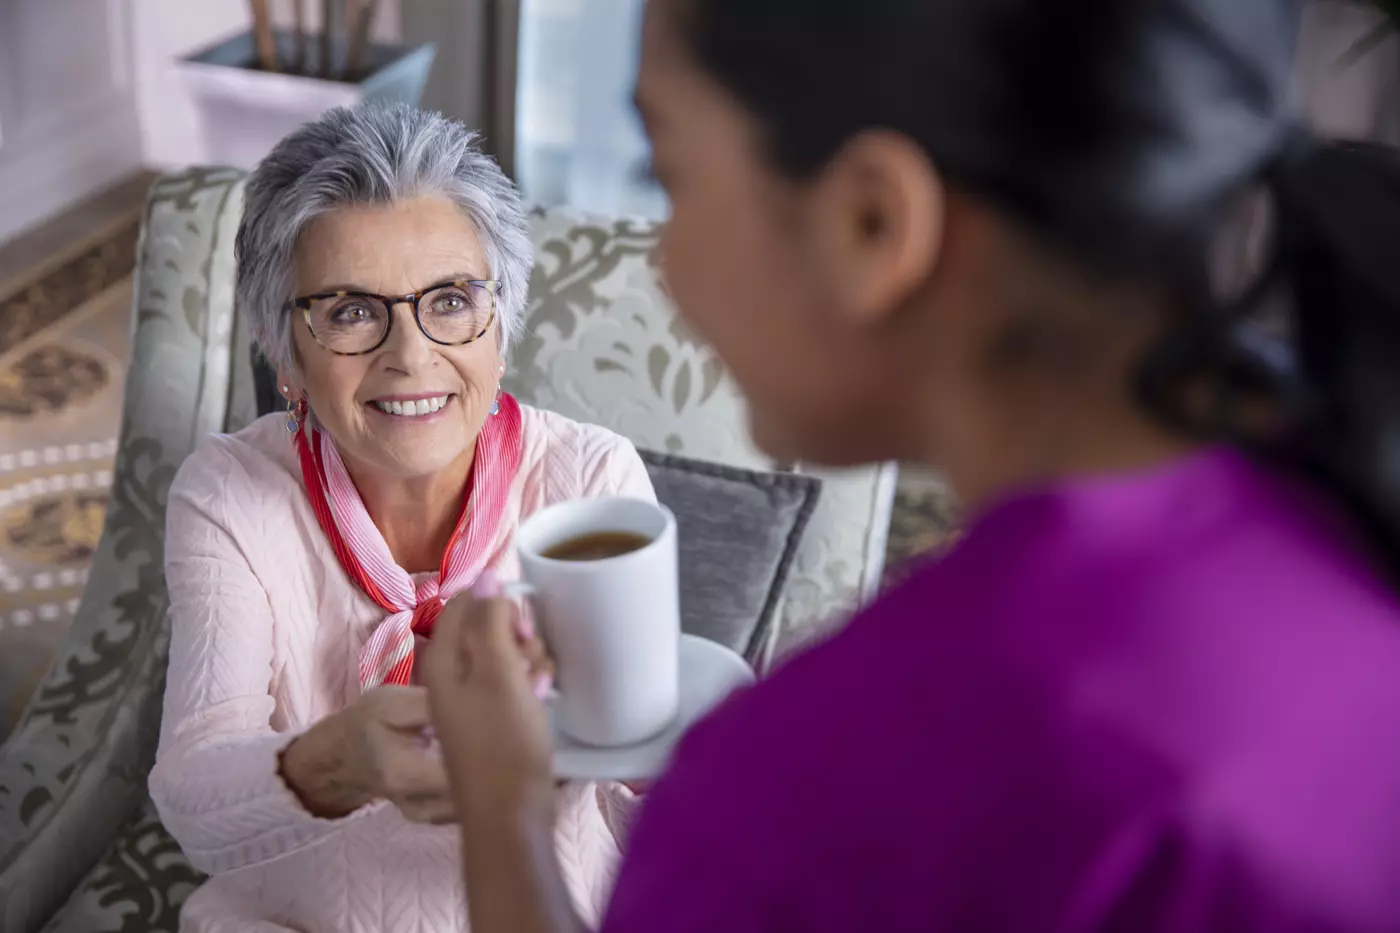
{"left": 490, "top": 363, "right": 505, "bottom": 416}
{"left": 286, "top": 395, "right": 307, "bottom": 433}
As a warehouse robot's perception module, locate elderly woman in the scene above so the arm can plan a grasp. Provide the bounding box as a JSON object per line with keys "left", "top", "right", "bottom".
{"left": 146, "top": 103, "right": 649, "bottom": 933}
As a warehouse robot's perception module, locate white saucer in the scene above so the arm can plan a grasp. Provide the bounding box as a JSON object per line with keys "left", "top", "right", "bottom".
{"left": 550, "top": 634, "right": 755, "bottom": 781}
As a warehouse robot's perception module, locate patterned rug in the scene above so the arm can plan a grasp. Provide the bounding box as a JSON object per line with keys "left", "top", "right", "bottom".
{"left": 0, "top": 213, "right": 140, "bottom": 736}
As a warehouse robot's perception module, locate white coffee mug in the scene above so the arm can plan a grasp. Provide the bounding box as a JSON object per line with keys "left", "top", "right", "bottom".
{"left": 514, "top": 497, "right": 681, "bottom": 747}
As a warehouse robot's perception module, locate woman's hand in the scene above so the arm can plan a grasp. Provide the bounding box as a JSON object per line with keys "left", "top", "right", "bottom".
{"left": 421, "top": 587, "right": 557, "bottom": 822}
{"left": 280, "top": 685, "right": 455, "bottom": 824}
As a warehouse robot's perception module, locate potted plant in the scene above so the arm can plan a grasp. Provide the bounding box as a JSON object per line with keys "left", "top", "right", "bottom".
{"left": 178, "top": 0, "right": 437, "bottom": 169}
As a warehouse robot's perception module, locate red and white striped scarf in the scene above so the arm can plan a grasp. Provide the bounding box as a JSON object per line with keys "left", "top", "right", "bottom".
{"left": 294, "top": 393, "right": 524, "bottom": 690}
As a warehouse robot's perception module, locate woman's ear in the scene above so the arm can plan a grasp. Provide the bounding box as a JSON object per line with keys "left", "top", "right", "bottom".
{"left": 276, "top": 368, "right": 300, "bottom": 399}
{"left": 808, "top": 130, "right": 945, "bottom": 329}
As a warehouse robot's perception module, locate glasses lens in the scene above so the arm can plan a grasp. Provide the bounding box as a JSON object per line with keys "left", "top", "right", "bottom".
{"left": 307, "top": 295, "right": 390, "bottom": 353}
{"left": 418, "top": 283, "right": 495, "bottom": 344}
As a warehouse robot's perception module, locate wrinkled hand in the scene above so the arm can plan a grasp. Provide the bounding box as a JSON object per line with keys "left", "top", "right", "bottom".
{"left": 421, "top": 582, "right": 557, "bottom": 819}
{"left": 341, "top": 685, "right": 457, "bottom": 824}
{"left": 281, "top": 683, "right": 455, "bottom": 823}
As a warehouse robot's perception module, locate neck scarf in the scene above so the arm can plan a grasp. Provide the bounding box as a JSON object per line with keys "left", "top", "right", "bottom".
{"left": 294, "top": 393, "right": 524, "bottom": 690}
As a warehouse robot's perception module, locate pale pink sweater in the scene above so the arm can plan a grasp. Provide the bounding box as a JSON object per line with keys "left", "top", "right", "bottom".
{"left": 149, "top": 405, "right": 654, "bottom": 933}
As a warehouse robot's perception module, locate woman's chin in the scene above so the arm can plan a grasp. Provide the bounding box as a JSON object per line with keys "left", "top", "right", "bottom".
{"left": 346, "top": 416, "right": 480, "bottom": 480}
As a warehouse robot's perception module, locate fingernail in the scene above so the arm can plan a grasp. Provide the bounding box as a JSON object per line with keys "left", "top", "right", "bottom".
{"left": 532, "top": 672, "right": 552, "bottom": 699}
{"left": 472, "top": 569, "right": 501, "bottom": 598}
{"left": 514, "top": 610, "right": 535, "bottom": 641}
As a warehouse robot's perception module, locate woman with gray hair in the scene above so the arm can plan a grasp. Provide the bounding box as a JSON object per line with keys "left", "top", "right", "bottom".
{"left": 146, "top": 103, "right": 651, "bottom": 932}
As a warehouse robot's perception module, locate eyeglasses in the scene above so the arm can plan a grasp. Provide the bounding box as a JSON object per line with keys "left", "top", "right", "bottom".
{"left": 288, "top": 278, "right": 501, "bottom": 356}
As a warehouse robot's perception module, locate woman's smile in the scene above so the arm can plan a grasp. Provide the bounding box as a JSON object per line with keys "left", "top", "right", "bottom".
{"left": 366, "top": 392, "right": 460, "bottom": 422}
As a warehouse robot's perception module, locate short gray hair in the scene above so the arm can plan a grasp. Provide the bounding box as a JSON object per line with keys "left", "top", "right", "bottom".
{"left": 236, "top": 102, "right": 533, "bottom": 373}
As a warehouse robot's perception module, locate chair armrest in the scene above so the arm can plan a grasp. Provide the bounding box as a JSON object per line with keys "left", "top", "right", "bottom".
{"left": 38, "top": 796, "right": 202, "bottom": 933}
{"left": 0, "top": 168, "right": 245, "bottom": 933}
{"left": 766, "top": 462, "right": 899, "bottom": 665}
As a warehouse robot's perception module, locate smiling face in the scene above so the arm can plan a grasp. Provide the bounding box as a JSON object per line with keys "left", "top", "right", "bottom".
{"left": 284, "top": 196, "right": 504, "bottom": 482}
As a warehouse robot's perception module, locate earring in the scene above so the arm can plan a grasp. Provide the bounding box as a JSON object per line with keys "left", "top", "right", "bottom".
{"left": 285, "top": 395, "right": 307, "bottom": 433}
{"left": 489, "top": 396, "right": 500, "bottom": 416}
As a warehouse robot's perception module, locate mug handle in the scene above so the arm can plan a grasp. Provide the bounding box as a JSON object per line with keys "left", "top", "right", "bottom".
{"left": 500, "top": 580, "right": 536, "bottom": 600}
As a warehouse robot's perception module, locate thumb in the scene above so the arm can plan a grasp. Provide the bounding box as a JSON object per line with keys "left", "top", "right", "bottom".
{"left": 372, "top": 685, "right": 433, "bottom": 731}
{"left": 458, "top": 595, "right": 527, "bottom": 681}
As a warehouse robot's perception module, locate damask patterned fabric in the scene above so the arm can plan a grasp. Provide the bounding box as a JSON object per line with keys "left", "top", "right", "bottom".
{"left": 11, "top": 171, "right": 894, "bottom": 933}
{"left": 0, "top": 168, "right": 245, "bottom": 933}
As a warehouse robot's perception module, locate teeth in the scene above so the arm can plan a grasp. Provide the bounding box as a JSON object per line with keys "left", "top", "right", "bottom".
{"left": 372, "top": 395, "right": 450, "bottom": 416}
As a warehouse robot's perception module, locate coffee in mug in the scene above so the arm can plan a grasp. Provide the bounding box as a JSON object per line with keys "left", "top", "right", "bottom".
{"left": 541, "top": 530, "right": 652, "bottom": 562}
{"left": 515, "top": 498, "right": 680, "bottom": 747}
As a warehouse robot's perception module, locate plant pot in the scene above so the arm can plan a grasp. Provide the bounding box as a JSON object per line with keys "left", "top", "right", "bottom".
{"left": 178, "top": 30, "right": 437, "bottom": 170}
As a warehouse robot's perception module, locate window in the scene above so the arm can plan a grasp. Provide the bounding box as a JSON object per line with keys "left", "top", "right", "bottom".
{"left": 515, "top": 0, "right": 666, "bottom": 219}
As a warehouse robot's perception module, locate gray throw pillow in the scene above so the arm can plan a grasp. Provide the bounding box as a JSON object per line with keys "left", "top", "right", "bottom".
{"left": 638, "top": 449, "right": 821, "bottom": 664}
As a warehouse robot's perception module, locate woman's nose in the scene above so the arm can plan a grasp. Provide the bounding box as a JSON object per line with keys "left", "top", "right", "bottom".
{"left": 381, "top": 301, "right": 436, "bottom": 368}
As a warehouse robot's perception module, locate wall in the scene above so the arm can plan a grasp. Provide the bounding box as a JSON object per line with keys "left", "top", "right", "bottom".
{"left": 133, "top": 0, "right": 401, "bottom": 169}
{"left": 0, "top": 0, "right": 144, "bottom": 245}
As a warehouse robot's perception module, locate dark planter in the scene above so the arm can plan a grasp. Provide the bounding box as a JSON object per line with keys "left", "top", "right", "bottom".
{"left": 178, "top": 30, "right": 437, "bottom": 169}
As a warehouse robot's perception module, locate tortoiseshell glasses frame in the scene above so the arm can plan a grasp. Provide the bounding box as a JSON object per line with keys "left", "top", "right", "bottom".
{"left": 287, "top": 278, "right": 502, "bottom": 356}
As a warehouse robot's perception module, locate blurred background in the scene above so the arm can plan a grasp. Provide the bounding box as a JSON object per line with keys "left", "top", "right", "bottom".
{"left": 0, "top": 0, "right": 666, "bottom": 248}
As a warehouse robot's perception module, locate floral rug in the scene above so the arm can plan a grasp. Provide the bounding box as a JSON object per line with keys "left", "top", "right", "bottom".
{"left": 0, "top": 213, "right": 139, "bottom": 736}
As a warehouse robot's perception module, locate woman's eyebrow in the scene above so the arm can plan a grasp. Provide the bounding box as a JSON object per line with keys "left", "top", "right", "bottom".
{"left": 304, "top": 273, "right": 485, "bottom": 294}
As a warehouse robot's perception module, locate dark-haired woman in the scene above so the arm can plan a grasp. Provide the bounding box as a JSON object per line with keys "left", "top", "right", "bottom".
{"left": 422, "top": 0, "right": 1400, "bottom": 929}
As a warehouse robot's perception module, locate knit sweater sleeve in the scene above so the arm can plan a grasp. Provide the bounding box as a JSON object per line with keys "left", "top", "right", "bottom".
{"left": 148, "top": 440, "right": 378, "bottom": 875}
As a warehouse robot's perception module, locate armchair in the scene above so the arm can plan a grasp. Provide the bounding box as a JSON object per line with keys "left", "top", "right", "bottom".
{"left": 0, "top": 168, "right": 895, "bottom": 933}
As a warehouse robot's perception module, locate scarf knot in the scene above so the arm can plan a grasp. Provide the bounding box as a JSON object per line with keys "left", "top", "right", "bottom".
{"left": 411, "top": 592, "right": 445, "bottom": 636}
{"left": 295, "top": 394, "right": 524, "bottom": 691}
